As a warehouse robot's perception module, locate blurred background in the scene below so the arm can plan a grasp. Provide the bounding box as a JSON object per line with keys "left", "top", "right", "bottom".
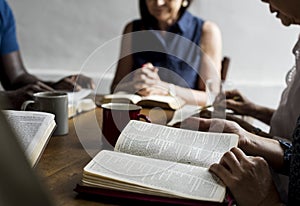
{"left": 6, "top": 0, "right": 300, "bottom": 116}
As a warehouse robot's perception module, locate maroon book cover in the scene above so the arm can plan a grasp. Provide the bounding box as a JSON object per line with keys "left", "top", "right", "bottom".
{"left": 74, "top": 184, "right": 230, "bottom": 206}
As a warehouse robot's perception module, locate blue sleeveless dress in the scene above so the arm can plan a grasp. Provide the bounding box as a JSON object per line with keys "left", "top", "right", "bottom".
{"left": 131, "top": 11, "right": 204, "bottom": 89}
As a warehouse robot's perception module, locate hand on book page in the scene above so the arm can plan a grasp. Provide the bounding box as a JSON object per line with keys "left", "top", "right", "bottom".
{"left": 78, "top": 120, "right": 238, "bottom": 204}
{"left": 3, "top": 110, "right": 56, "bottom": 167}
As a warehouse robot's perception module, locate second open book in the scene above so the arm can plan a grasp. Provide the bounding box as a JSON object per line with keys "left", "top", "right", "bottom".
{"left": 81, "top": 120, "right": 238, "bottom": 204}
{"left": 3, "top": 110, "right": 56, "bottom": 167}
{"left": 103, "top": 92, "right": 185, "bottom": 110}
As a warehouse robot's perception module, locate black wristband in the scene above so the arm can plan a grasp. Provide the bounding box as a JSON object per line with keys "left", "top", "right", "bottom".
{"left": 251, "top": 127, "right": 262, "bottom": 135}
{"left": 278, "top": 139, "right": 292, "bottom": 175}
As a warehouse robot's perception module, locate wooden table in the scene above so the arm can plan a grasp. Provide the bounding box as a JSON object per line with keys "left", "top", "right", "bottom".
{"left": 36, "top": 105, "right": 174, "bottom": 206}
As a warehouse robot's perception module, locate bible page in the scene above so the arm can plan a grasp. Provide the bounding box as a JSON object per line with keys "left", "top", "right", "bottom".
{"left": 167, "top": 104, "right": 201, "bottom": 126}
{"left": 83, "top": 150, "right": 225, "bottom": 202}
{"left": 104, "top": 92, "right": 142, "bottom": 104}
{"left": 3, "top": 110, "right": 56, "bottom": 166}
{"left": 115, "top": 120, "right": 238, "bottom": 168}
{"left": 140, "top": 95, "right": 185, "bottom": 110}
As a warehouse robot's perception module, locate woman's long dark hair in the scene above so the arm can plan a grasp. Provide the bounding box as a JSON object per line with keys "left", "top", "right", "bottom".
{"left": 139, "top": 0, "right": 193, "bottom": 27}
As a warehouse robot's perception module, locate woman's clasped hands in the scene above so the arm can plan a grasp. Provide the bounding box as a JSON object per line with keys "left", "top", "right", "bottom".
{"left": 133, "top": 63, "right": 169, "bottom": 96}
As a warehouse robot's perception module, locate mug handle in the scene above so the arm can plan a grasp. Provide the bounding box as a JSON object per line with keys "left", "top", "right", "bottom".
{"left": 21, "top": 100, "right": 35, "bottom": 111}
{"left": 137, "top": 114, "right": 151, "bottom": 123}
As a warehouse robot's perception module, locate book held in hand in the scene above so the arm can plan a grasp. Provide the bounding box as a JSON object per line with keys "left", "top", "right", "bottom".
{"left": 102, "top": 92, "right": 185, "bottom": 110}
{"left": 77, "top": 120, "right": 238, "bottom": 204}
{"left": 3, "top": 110, "right": 56, "bottom": 167}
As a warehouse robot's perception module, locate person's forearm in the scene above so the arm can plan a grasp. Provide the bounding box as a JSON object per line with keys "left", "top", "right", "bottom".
{"left": 111, "top": 81, "right": 136, "bottom": 94}
{"left": 226, "top": 114, "right": 273, "bottom": 138}
{"left": 1, "top": 51, "right": 39, "bottom": 90}
{"left": 249, "top": 104, "right": 275, "bottom": 125}
{"left": 170, "top": 84, "right": 207, "bottom": 106}
{"left": 10, "top": 73, "right": 39, "bottom": 89}
{"left": 240, "top": 132, "right": 284, "bottom": 170}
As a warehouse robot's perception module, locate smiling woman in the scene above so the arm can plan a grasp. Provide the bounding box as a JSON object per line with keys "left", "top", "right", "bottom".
{"left": 145, "top": 0, "right": 183, "bottom": 25}
{"left": 8, "top": 0, "right": 299, "bottom": 96}
{"left": 111, "top": 0, "right": 223, "bottom": 106}
{"left": 143, "top": 0, "right": 191, "bottom": 30}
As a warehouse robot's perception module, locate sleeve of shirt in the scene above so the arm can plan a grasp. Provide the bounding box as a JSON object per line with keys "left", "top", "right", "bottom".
{"left": 0, "top": 0, "right": 19, "bottom": 55}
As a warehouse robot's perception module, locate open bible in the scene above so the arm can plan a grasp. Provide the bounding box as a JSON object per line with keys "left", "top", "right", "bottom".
{"left": 3, "top": 110, "right": 56, "bottom": 167}
{"left": 67, "top": 89, "right": 96, "bottom": 118}
{"left": 102, "top": 92, "right": 185, "bottom": 110}
{"left": 77, "top": 120, "right": 238, "bottom": 204}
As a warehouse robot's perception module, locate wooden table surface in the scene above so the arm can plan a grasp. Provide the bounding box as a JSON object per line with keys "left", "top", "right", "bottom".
{"left": 36, "top": 104, "right": 174, "bottom": 206}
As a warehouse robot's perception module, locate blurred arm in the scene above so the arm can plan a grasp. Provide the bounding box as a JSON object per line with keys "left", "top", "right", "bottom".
{"left": 0, "top": 51, "right": 38, "bottom": 90}
{"left": 110, "top": 22, "right": 135, "bottom": 93}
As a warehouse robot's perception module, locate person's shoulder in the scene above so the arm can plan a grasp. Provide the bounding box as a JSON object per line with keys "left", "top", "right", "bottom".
{"left": 122, "top": 21, "right": 135, "bottom": 34}
{"left": 186, "top": 12, "right": 220, "bottom": 38}
{"left": 202, "top": 21, "right": 221, "bottom": 36}
{"left": 122, "top": 19, "right": 144, "bottom": 34}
